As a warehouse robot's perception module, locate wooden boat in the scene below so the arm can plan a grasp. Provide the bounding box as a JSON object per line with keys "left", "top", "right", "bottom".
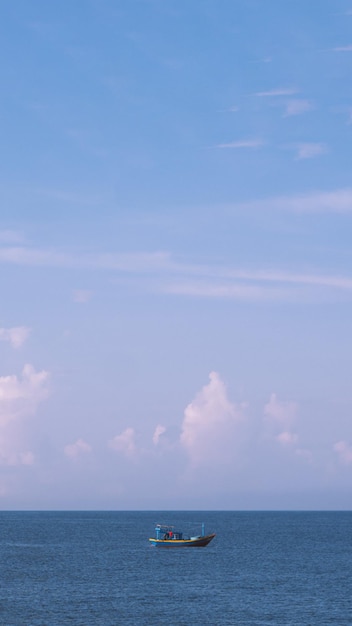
{"left": 149, "top": 523, "right": 215, "bottom": 548}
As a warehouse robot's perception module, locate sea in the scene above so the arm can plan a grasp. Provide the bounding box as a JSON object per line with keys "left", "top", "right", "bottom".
{"left": 0, "top": 511, "right": 351, "bottom": 625}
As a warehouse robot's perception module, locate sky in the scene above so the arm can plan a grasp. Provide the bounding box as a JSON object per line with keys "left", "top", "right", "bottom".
{"left": 1, "top": 0, "right": 352, "bottom": 510}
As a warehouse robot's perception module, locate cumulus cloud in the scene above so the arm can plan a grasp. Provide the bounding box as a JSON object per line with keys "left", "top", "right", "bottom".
{"left": 276, "top": 431, "right": 298, "bottom": 445}
{"left": 264, "top": 393, "right": 298, "bottom": 445}
{"left": 264, "top": 393, "right": 297, "bottom": 428}
{"left": 0, "top": 326, "right": 31, "bottom": 349}
{"left": 109, "top": 427, "right": 136, "bottom": 457}
{"left": 0, "top": 364, "right": 49, "bottom": 426}
{"left": 180, "top": 372, "right": 244, "bottom": 466}
{"left": 152, "top": 424, "right": 166, "bottom": 445}
{"left": 333, "top": 440, "right": 352, "bottom": 465}
{"left": 64, "top": 438, "right": 92, "bottom": 458}
{"left": 0, "top": 364, "right": 49, "bottom": 465}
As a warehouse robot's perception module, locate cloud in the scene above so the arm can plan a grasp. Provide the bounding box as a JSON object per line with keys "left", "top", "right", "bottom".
{"left": 276, "top": 431, "right": 298, "bottom": 445}
{"left": 217, "top": 105, "right": 239, "bottom": 113}
{"left": 0, "top": 364, "right": 49, "bottom": 426}
{"left": 333, "top": 440, "right": 352, "bottom": 465}
{"left": 235, "top": 187, "right": 352, "bottom": 214}
{"left": 109, "top": 427, "right": 136, "bottom": 457}
{"left": 0, "top": 230, "right": 24, "bottom": 244}
{"left": 0, "top": 327, "right": 31, "bottom": 349}
{"left": 152, "top": 424, "right": 166, "bottom": 445}
{"left": 64, "top": 438, "right": 92, "bottom": 458}
{"left": 0, "top": 246, "right": 171, "bottom": 272}
{"left": 296, "top": 448, "right": 313, "bottom": 462}
{"left": 264, "top": 394, "right": 298, "bottom": 446}
{"left": 180, "top": 372, "right": 244, "bottom": 465}
{"left": 333, "top": 45, "right": 352, "bottom": 52}
{"left": 255, "top": 87, "right": 298, "bottom": 97}
{"left": 72, "top": 290, "right": 93, "bottom": 303}
{"left": 284, "top": 99, "right": 314, "bottom": 117}
{"left": 216, "top": 139, "right": 263, "bottom": 149}
{"left": 164, "top": 267, "right": 352, "bottom": 302}
{"left": 294, "top": 142, "right": 327, "bottom": 160}
{"left": 264, "top": 393, "right": 297, "bottom": 429}
{"left": 165, "top": 281, "right": 292, "bottom": 301}
{"left": 2, "top": 231, "right": 352, "bottom": 305}
{"left": 0, "top": 364, "right": 49, "bottom": 465}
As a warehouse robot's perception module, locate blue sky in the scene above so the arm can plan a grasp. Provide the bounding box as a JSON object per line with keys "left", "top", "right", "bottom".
{"left": 1, "top": 0, "right": 352, "bottom": 509}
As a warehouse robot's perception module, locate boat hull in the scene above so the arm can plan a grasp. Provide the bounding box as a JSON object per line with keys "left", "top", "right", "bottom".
{"left": 149, "top": 533, "right": 215, "bottom": 547}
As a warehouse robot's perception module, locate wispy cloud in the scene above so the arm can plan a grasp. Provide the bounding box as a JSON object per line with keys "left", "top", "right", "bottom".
{"left": 284, "top": 99, "right": 314, "bottom": 117}
{"left": 216, "top": 138, "right": 263, "bottom": 149}
{"left": 217, "top": 105, "right": 239, "bottom": 113}
{"left": 2, "top": 241, "right": 352, "bottom": 303}
{"left": 333, "top": 45, "right": 352, "bottom": 52}
{"left": 0, "top": 247, "right": 170, "bottom": 272}
{"left": 255, "top": 87, "right": 298, "bottom": 97}
{"left": 294, "top": 142, "right": 327, "bottom": 160}
{"left": 234, "top": 187, "right": 352, "bottom": 214}
{"left": 164, "top": 281, "right": 293, "bottom": 301}
{"left": 72, "top": 290, "right": 93, "bottom": 303}
{"left": 0, "top": 327, "right": 31, "bottom": 349}
{"left": 0, "top": 230, "right": 24, "bottom": 244}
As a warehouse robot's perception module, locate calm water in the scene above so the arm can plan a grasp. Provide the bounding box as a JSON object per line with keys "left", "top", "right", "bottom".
{"left": 0, "top": 511, "right": 351, "bottom": 625}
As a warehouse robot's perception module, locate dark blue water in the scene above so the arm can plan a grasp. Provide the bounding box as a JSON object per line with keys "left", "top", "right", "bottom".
{"left": 0, "top": 511, "right": 351, "bottom": 625}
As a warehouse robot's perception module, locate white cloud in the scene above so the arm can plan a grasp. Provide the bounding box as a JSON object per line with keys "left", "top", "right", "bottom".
{"left": 217, "top": 106, "right": 239, "bottom": 113}
{"left": 0, "top": 364, "right": 49, "bottom": 426}
{"left": 0, "top": 246, "right": 171, "bottom": 272}
{"left": 72, "top": 289, "right": 93, "bottom": 303}
{"left": 152, "top": 424, "right": 166, "bottom": 445}
{"left": 165, "top": 281, "right": 291, "bottom": 301}
{"left": 333, "top": 45, "right": 352, "bottom": 52}
{"left": 333, "top": 440, "right": 352, "bottom": 465}
{"left": 64, "top": 438, "right": 92, "bottom": 458}
{"left": 284, "top": 99, "right": 314, "bottom": 117}
{"left": 109, "top": 427, "right": 136, "bottom": 457}
{"left": 0, "top": 327, "right": 31, "bottom": 349}
{"left": 264, "top": 394, "right": 298, "bottom": 447}
{"left": 264, "top": 393, "right": 297, "bottom": 429}
{"left": 255, "top": 87, "right": 298, "bottom": 97}
{"left": 276, "top": 431, "right": 298, "bottom": 445}
{"left": 0, "top": 230, "right": 24, "bottom": 244}
{"left": 296, "top": 448, "right": 313, "bottom": 462}
{"left": 216, "top": 139, "right": 263, "bottom": 149}
{"left": 235, "top": 187, "right": 352, "bottom": 214}
{"left": 0, "top": 364, "right": 49, "bottom": 465}
{"left": 294, "top": 142, "right": 327, "bottom": 160}
{"left": 180, "top": 372, "right": 244, "bottom": 465}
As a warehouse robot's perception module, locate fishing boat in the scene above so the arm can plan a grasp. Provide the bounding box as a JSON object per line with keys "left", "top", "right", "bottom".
{"left": 149, "top": 523, "right": 215, "bottom": 547}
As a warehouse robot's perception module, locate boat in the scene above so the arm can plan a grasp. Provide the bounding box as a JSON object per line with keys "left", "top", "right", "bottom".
{"left": 149, "top": 523, "right": 215, "bottom": 547}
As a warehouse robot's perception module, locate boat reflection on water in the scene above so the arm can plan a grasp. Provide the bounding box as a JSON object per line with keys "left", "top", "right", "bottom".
{"left": 149, "top": 523, "right": 216, "bottom": 548}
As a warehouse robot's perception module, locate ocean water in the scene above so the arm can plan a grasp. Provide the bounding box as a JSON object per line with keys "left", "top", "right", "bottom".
{"left": 0, "top": 511, "right": 351, "bottom": 625}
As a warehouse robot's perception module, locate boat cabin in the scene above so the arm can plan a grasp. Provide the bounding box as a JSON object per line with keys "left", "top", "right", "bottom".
{"left": 154, "top": 524, "right": 184, "bottom": 540}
